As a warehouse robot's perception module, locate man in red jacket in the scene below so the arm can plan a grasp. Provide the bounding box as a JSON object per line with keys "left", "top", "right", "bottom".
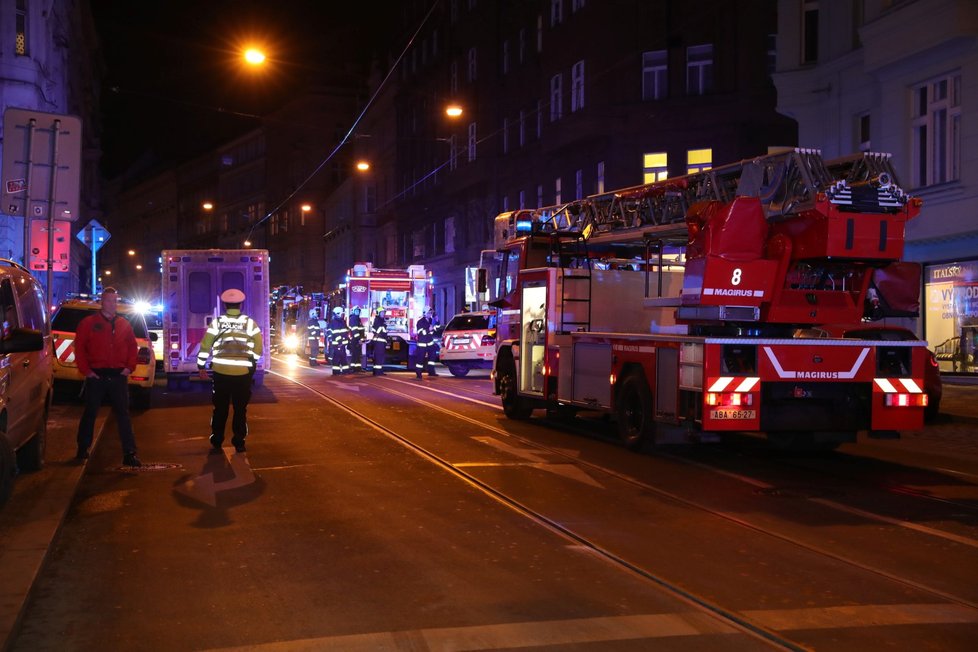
{"left": 74, "top": 288, "right": 141, "bottom": 466}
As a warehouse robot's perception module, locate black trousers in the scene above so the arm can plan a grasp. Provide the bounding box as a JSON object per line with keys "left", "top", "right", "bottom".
{"left": 210, "top": 372, "right": 252, "bottom": 445}
{"left": 372, "top": 340, "right": 386, "bottom": 374}
{"left": 77, "top": 373, "right": 136, "bottom": 454}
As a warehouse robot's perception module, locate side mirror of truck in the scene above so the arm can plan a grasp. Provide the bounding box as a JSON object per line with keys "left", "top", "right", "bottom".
{"left": 0, "top": 327, "right": 43, "bottom": 354}
{"left": 477, "top": 268, "right": 488, "bottom": 294}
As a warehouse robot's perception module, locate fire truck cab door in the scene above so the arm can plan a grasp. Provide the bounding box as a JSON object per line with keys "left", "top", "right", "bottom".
{"left": 520, "top": 281, "right": 548, "bottom": 396}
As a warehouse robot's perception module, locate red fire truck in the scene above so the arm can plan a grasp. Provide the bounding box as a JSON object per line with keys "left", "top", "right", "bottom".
{"left": 486, "top": 149, "right": 928, "bottom": 450}
{"left": 343, "top": 262, "right": 431, "bottom": 366}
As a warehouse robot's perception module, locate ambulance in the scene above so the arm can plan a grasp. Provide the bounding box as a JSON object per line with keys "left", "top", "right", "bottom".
{"left": 161, "top": 249, "right": 270, "bottom": 387}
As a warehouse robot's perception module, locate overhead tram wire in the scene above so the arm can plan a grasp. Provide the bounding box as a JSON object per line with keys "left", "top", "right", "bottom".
{"left": 244, "top": 0, "right": 442, "bottom": 246}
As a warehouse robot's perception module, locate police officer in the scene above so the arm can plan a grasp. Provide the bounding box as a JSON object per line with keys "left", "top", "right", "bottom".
{"left": 348, "top": 306, "right": 365, "bottom": 372}
{"left": 370, "top": 308, "right": 388, "bottom": 375}
{"left": 306, "top": 307, "right": 326, "bottom": 366}
{"left": 414, "top": 307, "right": 438, "bottom": 379}
{"left": 327, "top": 305, "right": 350, "bottom": 375}
{"left": 197, "top": 288, "right": 263, "bottom": 454}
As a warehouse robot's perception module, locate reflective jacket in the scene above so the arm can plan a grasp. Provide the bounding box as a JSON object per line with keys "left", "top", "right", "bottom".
{"left": 348, "top": 313, "right": 365, "bottom": 343}
{"left": 416, "top": 315, "right": 435, "bottom": 348}
{"left": 197, "top": 309, "right": 262, "bottom": 376}
{"left": 327, "top": 315, "right": 349, "bottom": 345}
{"left": 307, "top": 318, "right": 325, "bottom": 340}
{"left": 371, "top": 314, "right": 388, "bottom": 343}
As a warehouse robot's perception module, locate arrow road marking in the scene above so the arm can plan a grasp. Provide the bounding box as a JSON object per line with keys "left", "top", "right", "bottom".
{"left": 175, "top": 451, "right": 256, "bottom": 507}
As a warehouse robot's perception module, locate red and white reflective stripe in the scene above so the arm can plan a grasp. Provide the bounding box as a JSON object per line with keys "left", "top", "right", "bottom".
{"left": 54, "top": 336, "right": 76, "bottom": 363}
{"left": 707, "top": 377, "right": 759, "bottom": 392}
{"left": 874, "top": 378, "right": 923, "bottom": 393}
{"left": 444, "top": 333, "right": 480, "bottom": 351}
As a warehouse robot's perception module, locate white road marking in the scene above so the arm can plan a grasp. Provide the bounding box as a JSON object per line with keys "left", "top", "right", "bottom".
{"left": 202, "top": 603, "right": 978, "bottom": 651}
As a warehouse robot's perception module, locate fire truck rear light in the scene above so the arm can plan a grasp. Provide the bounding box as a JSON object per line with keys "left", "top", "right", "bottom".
{"left": 884, "top": 393, "right": 927, "bottom": 407}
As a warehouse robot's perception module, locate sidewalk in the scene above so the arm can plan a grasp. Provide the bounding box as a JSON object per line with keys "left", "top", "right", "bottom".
{"left": 938, "top": 374, "right": 978, "bottom": 424}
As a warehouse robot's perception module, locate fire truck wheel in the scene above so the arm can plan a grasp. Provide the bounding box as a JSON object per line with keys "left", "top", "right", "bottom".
{"left": 498, "top": 358, "right": 532, "bottom": 420}
{"left": 616, "top": 373, "right": 654, "bottom": 450}
{"left": 447, "top": 364, "right": 469, "bottom": 377}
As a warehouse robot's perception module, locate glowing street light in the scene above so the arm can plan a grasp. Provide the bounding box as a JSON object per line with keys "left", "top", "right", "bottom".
{"left": 243, "top": 239, "right": 253, "bottom": 247}
{"left": 243, "top": 48, "right": 266, "bottom": 66}
{"left": 356, "top": 160, "right": 370, "bottom": 172}
{"left": 128, "top": 249, "right": 136, "bottom": 256}
{"left": 301, "top": 204, "right": 312, "bottom": 213}
{"left": 445, "top": 104, "right": 463, "bottom": 118}
{"left": 202, "top": 202, "right": 214, "bottom": 210}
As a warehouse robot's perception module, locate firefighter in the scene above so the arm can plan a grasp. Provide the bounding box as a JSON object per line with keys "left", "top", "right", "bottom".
{"left": 370, "top": 308, "right": 388, "bottom": 375}
{"left": 414, "top": 307, "right": 438, "bottom": 379}
{"left": 327, "top": 305, "right": 350, "bottom": 375}
{"left": 348, "top": 306, "right": 365, "bottom": 372}
{"left": 306, "top": 307, "right": 326, "bottom": 366}
{"left": 197, "top": 288, "right": 263, "bottom": 454}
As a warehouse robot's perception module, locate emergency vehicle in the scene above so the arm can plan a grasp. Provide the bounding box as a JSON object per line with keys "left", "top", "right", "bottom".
{"left": 485, "top": 149, "right": 929, "bottom": 450}
{"left": 161, "top": 249, "right": 271, "bottom": 387}
{"left": 343, "top": 262, "right": 431, "bottom": 365}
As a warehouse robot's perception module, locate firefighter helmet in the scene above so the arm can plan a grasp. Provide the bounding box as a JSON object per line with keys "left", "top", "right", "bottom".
{"left": 221, "top": 288, "right": 246, "bottom": 303}
{"left": 332, "top": 306, "right": 343, "bottom": 315}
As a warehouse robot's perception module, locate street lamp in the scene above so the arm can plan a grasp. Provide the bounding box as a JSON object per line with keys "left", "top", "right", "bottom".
{"left": 202, "top": 202, "right": 214, "bottom": 211}
{"left": 356, "top": 161, "right": 371, "bottom": 172}
{"left": 445, "top": 104, "right": 463, "bottom": 119}
{"left": 243, "top": 47, "right": 266, "bottom": 66}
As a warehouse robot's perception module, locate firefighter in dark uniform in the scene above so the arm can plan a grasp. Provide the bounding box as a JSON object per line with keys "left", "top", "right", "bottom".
{"left": 370, "top": 308, "right": 388, "bottom": 375}
{"left": 197, "top": 288, "right": 263, "bottom": 454}
{"left": 327, "top": 306, "right": 350, "bottom": 375}
{"left": 306, "top": 308, "right": 325, "bottom": 366}
{"left": 414, "top": 307, "right": 438, "bottom": 379}
{"left": 348, "top": 306, "right": 365, "bottom": 372}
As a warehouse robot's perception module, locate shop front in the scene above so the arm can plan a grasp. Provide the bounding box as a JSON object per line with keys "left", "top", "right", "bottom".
{"left": 924, "top": 260, "right": 978, "bottom": 375}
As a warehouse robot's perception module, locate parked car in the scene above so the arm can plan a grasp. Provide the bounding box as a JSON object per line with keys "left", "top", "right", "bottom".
{"left": 796, "top": 323, "right": 942, "bottom": 421}
{"left": 0, "top": 260, "right": 54, "bottom": 505}
{"left": 51, "top": 296, "right": 157, "bottom": 408}
{"left": 439, "top": 310, "right": 496, "bottom": 377}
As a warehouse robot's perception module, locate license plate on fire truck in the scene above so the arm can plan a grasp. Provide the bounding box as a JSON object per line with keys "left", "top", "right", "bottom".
{"left": 710, "top": 409, "right": 756, "bottom": 420}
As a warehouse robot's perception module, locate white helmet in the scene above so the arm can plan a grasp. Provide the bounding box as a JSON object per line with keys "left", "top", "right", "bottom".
{"left": 332, "top": 306, "right": 343, "bottom": 315}
{"left": 221, "top": 288, "right": 246, "bottom": 303}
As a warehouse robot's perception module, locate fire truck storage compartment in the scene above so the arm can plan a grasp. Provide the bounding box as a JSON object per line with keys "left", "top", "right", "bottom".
{"left": 564, "top": 341, "right": 612, "bottom": 407}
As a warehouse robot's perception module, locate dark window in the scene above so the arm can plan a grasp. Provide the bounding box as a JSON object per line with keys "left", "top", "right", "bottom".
{"left": 1, "top": 279, "right": 19, "bottom": 337}
{"left": 189, "top": 272, "right": 212, "bottom": 314}
{"left": 445, "top": 314, "right": 491, "bottom": 331}
{"left": 14, "top": 277, "right": 46, "bottom": 332}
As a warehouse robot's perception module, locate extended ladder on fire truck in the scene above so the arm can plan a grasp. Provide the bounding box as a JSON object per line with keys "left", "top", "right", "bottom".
{"left": 487, "top": 148, "right": 928, "bottom": 451}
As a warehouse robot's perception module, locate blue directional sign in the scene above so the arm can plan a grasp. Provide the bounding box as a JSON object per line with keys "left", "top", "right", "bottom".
{"left": 77, "top": 218, "right": 110, "bottom": 252}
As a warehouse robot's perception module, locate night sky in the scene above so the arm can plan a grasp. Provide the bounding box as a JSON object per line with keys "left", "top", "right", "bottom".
{"left": 91, "top": 0, "right": 400, "bottom": 178}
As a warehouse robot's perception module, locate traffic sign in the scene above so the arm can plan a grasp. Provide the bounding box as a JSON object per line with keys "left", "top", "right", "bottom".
{"left": 1, "top": 108, "right": 82, "bottom": 222}
{"left": 77, "top": 219, "right": 110, "bottom": 252}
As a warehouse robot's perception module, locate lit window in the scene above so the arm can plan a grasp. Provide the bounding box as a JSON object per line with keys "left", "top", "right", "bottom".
{"left": 597, "top": 161, "right": 605, "bottom": 193}
{"left": 686, "top": 44, "right": 713, "bottom": 95}
{"left": 642, "top": 50, "right": 667, "bottom": 101}
{"left": 15, "top": 0, "right": 27, "bottom": 56}
{"left": 643, "top": 152, "right": 668, "bottom": 183}
{"left": 687, "top": 148, "right": 712, "bottom": 174}
{"left": 555, "top": 177, "right": 562, "bottom": 204}
{"left": 912, "top": 73, "right": 961, "bottom": 187}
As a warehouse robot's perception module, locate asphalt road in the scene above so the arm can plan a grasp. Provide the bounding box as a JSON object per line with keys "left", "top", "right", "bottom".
{"left": 2, "top": 365, "right": 978, "bottom": 650}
